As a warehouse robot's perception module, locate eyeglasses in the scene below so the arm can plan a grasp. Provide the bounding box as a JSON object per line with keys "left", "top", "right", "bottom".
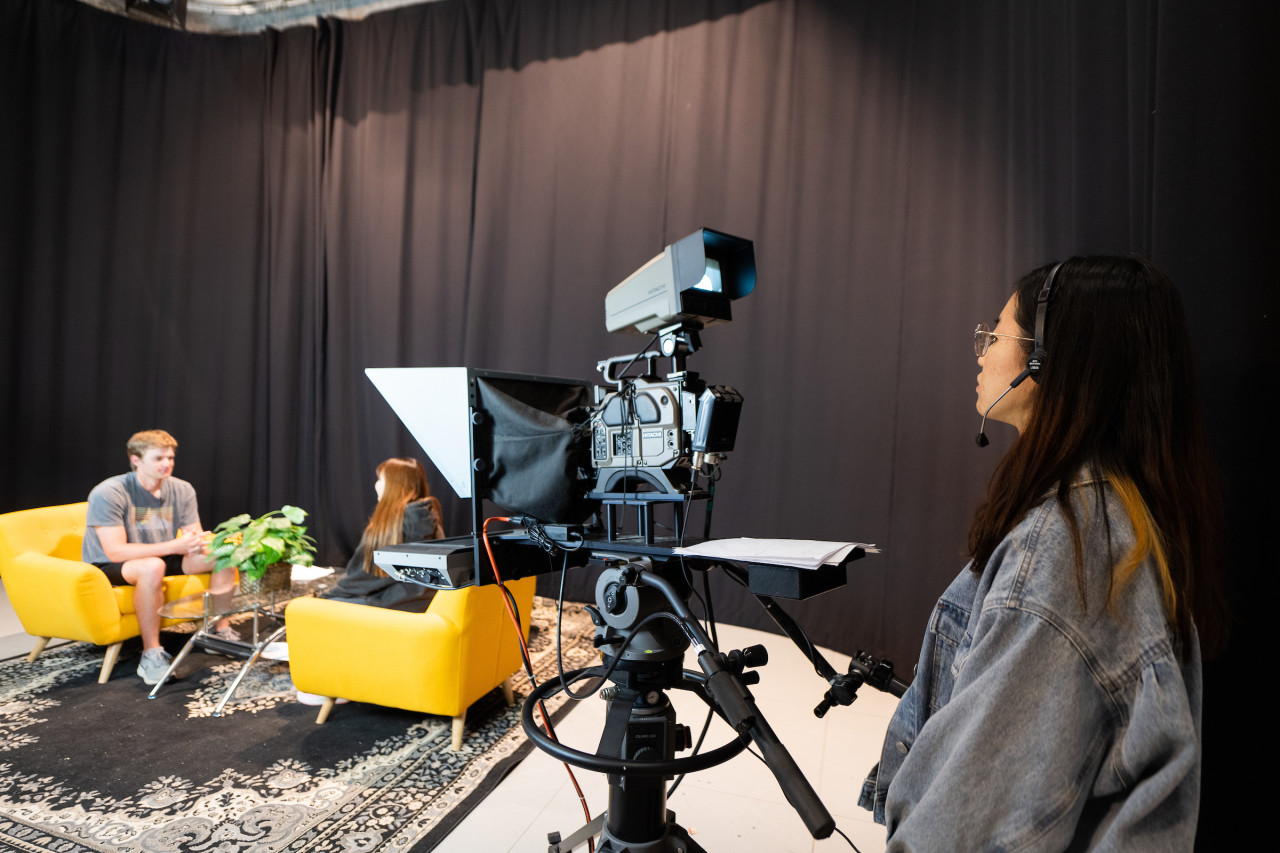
{"left": 973, "top": 323, "right": 1034, "bottom": 357}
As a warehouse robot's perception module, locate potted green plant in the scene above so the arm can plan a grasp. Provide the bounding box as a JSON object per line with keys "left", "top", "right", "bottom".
{"left": 209, "top": 505, "right": 318, "bottom": 596}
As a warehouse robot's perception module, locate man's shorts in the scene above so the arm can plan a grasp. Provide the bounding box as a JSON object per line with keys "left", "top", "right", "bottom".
{"left": 93, "top": 554, "right": 187, "bottom": 586}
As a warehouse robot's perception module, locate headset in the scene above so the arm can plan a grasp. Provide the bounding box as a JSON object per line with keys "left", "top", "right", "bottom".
{"left": 975, "top": 260, "right": 1063, "bottom": 446}
{"left": 1025, "top": 260, "right": 1062, "bottom": 382}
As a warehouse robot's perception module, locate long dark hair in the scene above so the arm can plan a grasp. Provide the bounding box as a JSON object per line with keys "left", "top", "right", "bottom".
{"left": 967, "top": 256, "right": 1226, "bottom": 658}
{"left": 362, "top": 457, "right": 445, "bottom": 575}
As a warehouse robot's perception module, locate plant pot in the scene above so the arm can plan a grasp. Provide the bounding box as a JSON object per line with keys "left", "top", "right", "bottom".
{"left": 240, "top": 562, "right": 292, "bottom": 597}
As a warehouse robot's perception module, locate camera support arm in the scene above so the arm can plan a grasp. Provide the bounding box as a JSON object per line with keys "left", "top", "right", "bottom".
{"left": 715, "top": 562, "right": 910, "bottom": 715}
{"left": 635, "top": 569, "right": 836, "bottom": 840}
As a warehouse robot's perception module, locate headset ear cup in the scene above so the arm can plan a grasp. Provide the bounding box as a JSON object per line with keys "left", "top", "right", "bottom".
{"left": 1026, "top": 349, "right": 1046, "bottom": 382}
{"left": 1029, "top": 261, "right": 1063, "bottom": 384}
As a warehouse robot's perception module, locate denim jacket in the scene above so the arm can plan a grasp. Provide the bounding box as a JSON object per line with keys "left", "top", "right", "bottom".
{"left": 859, "top": 479, "right": 1201, "bottom": 851}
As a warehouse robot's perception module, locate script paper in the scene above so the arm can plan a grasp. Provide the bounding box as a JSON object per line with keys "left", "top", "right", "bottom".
{"left": 672, "top": 538, "right": 876, "bottom": 569}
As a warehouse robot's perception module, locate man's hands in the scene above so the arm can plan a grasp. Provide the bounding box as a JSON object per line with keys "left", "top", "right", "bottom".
{"left": 175, "top": 526, "right": 212, "bottom": 557}
{"left": 96, "top": 525, "right": 210, "bottom": 562}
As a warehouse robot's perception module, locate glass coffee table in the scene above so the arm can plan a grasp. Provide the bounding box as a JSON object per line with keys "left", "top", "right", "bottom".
{"left": 148, "top": 566, "right": 339, "bottom": 715}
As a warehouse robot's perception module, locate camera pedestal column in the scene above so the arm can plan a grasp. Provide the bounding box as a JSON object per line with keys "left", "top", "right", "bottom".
{"left": 548, "top": 685, "right": 706, "bottom": 853}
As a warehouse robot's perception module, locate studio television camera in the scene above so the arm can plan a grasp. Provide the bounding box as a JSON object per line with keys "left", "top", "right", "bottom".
{"left": 367, "top": 229, "right": 904, "bottom": 853}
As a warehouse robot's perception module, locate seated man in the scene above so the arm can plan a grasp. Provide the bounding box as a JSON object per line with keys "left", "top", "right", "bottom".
{"left": 81, "top": 429, "right": 236, "bottom": 684}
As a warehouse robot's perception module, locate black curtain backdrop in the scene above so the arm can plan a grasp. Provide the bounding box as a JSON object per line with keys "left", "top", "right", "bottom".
{"left": 1, "top": 0, "right": 1272, "bottom": 842}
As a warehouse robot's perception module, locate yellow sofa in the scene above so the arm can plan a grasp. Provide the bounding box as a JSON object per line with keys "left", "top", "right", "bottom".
{"left": 286, "top": 575, "right": 536, "bottom": 750}
{"left": 0, "top": 502, "right": 212, "bottom": 682}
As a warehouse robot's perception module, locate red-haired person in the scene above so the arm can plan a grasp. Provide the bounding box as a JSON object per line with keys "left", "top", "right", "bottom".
{"left": 860, "top": 257, "right": 1226, "bottom": 849}
{"left": 326, "top": 457, "right": 445, "bottom": 611}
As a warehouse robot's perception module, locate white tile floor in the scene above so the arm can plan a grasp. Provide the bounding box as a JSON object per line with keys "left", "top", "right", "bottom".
{"left": 0, "top": 584, "right": 895, "bottom": 852}
{"left": 438, "top": 622, "right": 896, "bottom": 853}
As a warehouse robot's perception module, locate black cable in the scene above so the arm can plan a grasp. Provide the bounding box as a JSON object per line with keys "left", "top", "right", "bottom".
{"left": 666, "top": 473, "right": 720, "bottom": 799}
{"left": 601, "top": 332, "right": 661, "bottom": 389}
{"left": 702, "top": 478, "right": 717, "bottom": 538}
{"left": 675, "top": 554, "right": 709, "bottom": 627}
{"left": 496, "top": 573, "right": 563, "bottom": 742}
{"left": 591, "top": 331, "right": 660, "bottom": 524}
{"left": 498, "top": 583, "right": 525, "bottom": 647}
{"left": 665, "top": 704, "right": 715, "bottom": 798}
{"left": 556, "top": 558, "right": 700, "bottom": 702}
{"left": 679, "top": 474, "right": 697, "bottom": 546}
{"left": 621, "top": 379, "right": 638, "bottom": 513}
{"left": 556, "top": 552, "right": 600, "bottom": 702}
{"left": 498, "top": 583, "right": 552, "bottom": 738}
{"left": 833, "top": 825, "right": 862, "bottom": 852}
{"left": 702, "top": 561, "right": 718, "bottom": 650}
{"left": 675, "top": 469, "right": 715, "bottom": 639}
{"left": 484, "top": 520, "right": 595, "bottom": 851}
{"left": 526, "top": 522, "right": 556, "bottom": 552}
{"left": 589, "top": 334, "right": 661, "bottom": 421}
{"left": 564, "top": 609, "right": 693, "bottom": 702}
{"left": 485, "top": 558, "right": 568, "bottom": 745}
{"left": 686, "top": 468, "right": 719, "bottom": 646}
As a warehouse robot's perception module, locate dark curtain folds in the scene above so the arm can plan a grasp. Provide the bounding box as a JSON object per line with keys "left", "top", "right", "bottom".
{"left": 0, "top": 4, "right": 1271, "bottom": 841}
{"left": 254, "top": 24, "right": 329, "bottom": 533}
{"left": 1, "top": 0, "right": 280, "bottom": 517}
{"left": 320, "top": 2, "right": 482, "bottom": 558}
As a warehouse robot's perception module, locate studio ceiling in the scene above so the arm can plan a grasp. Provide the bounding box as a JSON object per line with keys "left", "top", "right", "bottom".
{"left": 77, "top": 0, "right": 445, "bottom": 34}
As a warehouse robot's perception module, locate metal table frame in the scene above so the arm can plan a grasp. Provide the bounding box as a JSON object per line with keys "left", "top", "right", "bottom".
{"left": 147, "top": 571, "right": 333, "bottom": 715}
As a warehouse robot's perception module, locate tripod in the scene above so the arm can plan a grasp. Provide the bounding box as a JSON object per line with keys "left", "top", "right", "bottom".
{"left": 523, "top": 558, "right": 834, "bottom": 852}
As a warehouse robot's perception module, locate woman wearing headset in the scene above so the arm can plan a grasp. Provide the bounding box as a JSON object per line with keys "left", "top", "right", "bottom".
{"left": 860, "top": 257, "right": 1226, "bottom": 850}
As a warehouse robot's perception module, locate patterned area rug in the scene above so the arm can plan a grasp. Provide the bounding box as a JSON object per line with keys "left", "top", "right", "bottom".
{"left": 0, "top": 596, "right": 596, "bottom": 852}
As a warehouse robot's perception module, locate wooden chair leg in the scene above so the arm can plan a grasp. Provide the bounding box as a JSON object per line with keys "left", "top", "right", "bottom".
{"left": 27, "top": 637, "right": 51, "bottom": 663}
{"left": 501, "top": 676, "right": 515, "bottom": 707}
{"left": 316, "top": 697, "right": 336, "bottom": 724}
{"left": 451, "top": 712, "right": 466, "bottom": 751}
{"left": 98, "top": 642, "right": 123, "bottom": 683}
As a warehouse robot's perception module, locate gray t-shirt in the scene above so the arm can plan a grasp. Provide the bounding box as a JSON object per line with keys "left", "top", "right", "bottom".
{"left": 81, "top": 473, "right": 200, "bottom": 564}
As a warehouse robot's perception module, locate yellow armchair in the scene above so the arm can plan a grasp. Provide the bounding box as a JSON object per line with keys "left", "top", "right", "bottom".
{"left": 286, "top": 575, "right": 536, "bottom": 749}
{"left": 0, "top": 503, "right": 211, "bottom": 682}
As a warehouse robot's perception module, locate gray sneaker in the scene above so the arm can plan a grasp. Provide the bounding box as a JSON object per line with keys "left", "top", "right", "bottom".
{"left": 137, "top": 648, "right": 173, "bottom": 685}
